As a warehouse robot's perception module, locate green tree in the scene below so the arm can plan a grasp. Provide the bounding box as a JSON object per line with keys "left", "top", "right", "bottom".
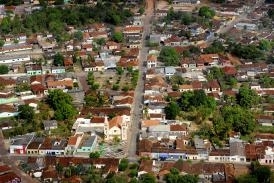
{"left": 116, "top": 66, "right": 124, "bottom": 75}
{"left": 212, "top": 112, "right": 230, "bottom": 140}
{"left": 18, "top": 105, "right": 35, "bottom": 122}
{"left": 118, "top": 158, "right": 129, "bottom": 171}
{"left": 0, "top": 40, "right": 4, "bottom": 47}
{"left": 236, "top": 174, "right": 257, "bottom": 183}
{"left": 105, "top": 172, "right": 127, "bottom": 183}
{"left": 165, "top": 102, "right": 181, "bottom": 120}
{"left": 73, "top": 31, "right": 83, "bottom": 41}
{"left": 47, "top": 90, "right": 77, "bottom": 120}
{"left": 53, "top": 52, "right": 64, "bottom": 66}
{"left": 112, "top": 32, "right": 124, "bottom": 43}
{"left": 86, "top": 165, "right": 103, "bottom": 183}
{"left": 237, "top": 85, "right": 260, "bottom": 108}
{"left": 198, "top": 6, "right": 215, "bottom": 19}
{"left": 204, "top": 40, "right": 225, "bottom": 54}
{"left": 0, "top": 65, "right": 9, "bottom": 74}
{"left": 89, "top": 151, "right": 100, "bottom": 158}
{"left": 139, "top": 173, "right": 156, "bottom": 183}
{"left": 221, "top": 105, "right": 255, "bottom": 135}
{"left": 159, "top": 46, "right": 180, "bottom": 66}
{"left": 253, "top": 165, "right": 271, "bottom": 183}
{"left": 258, "top": 39, "right": 272, "bottom": 51}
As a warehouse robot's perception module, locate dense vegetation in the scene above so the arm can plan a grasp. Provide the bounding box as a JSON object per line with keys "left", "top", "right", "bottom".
{"left": 236, "top": 161, "right": 272, "bottom": 183}
{"left": 164, "top": 6, "right": 215, "bottom": 28}
{"left": 0, "top": 2, "right": 133, "bottom": 41}
{"left": 159, "top": 46, "right": 180, "bottom": 66}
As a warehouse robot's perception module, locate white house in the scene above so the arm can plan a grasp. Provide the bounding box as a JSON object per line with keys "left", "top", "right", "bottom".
{"left": 0, "top": 55, "right": 31, "bottom": 64}
{"left": 9, "top": 133, "right": 35, "bottom": 154}
{"left": 146, "top": 55, "right": 157, "bottom": 68}
{"left": 38, "top": 138, "right": 68, "bottom": 156}
{"left": 65, "top": 133, "right": 84, "bottom": 155}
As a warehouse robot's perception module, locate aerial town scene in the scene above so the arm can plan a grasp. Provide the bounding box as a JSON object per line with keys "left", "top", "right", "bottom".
{"left": 1, "top": 0, "right": 274, "bottom": 182}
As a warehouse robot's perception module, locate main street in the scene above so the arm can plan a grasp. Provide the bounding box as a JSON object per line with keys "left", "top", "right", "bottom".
{"left": 127, "top": 0, "right": 154, "bottom": 159}
{"left": 0, "top": 130, "right": 39, "bottom": 183}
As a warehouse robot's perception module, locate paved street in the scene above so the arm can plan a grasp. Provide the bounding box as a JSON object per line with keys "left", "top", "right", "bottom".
{"left": 127, "top": 0, "right": 154, "bottom": 159}
{"left": 0, "top": 130, "right": 39, "bottom": 183}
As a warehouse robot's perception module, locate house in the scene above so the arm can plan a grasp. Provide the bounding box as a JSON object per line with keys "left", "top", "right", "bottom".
{"left": 104, "top": 41, "right": 120, "bottom": 50}
{"left": 0, "top": 172, "right": 21, "bottom": 183}
{"left": 138, "top": 159, "right": 153, "bottom": 177}
{"left": 81, "top": 43, "right": 93, "bottom": 52}
{"left": 256, "top": 115, "right": 274, "bottom": 126}
{"left": 255, "top": 133, "right": 274, "bottom": 143}
{"left": 39, "top": 138, "right": 68, "bottom": 156}
{"left": 198, "top": 54, "right": 219, "bottom": 67}
{"left": 90, "top": 31, "right": 108, "bottom": 40}
{"left": 26, "top": 137, "right": 45, "bottom": 155}
{"left": 0, "top": 43, "right": 32, "bottom": 54}
{"left": 179, "top": 84, "right": 193, "bottom": 92}
{"left": 26, "top": 64, "right": 42, "bottom": 76}
{"left": 234, "top": 22, "right": 257, "bottom": 31}
{"left": 164, "top": 67, "right": 176, "bottom": 77}
{"left": 51, "top": 66, "right": 65, "bottom": 74}
{"left": 172, "top": 0, "right": 200, "bottom": 5}
{"left": 9, "top": 133, "right": 35, "bottom": 154}
{"left": 0, "top": 54, "right": 31, "bottom": 64}
{"left": 66, "top": 133, "right": 84, "bottom": 155}
{"left": 0, "top": 104, "right": 19, "bottom": 118}
{"left": 144, "top": 124, "right": 188, "bottom": 140}
{"left": 159, "top": 161, "right": 228, "bottom": 183}
{"left": 222, "top": 66, "right": 237, "bottom": 76}
{"left": 64, "top": 57, "right": 74, "bottom": 68}
{"left": 245, "top": 143, "right": 265, "bottom": 162}
{"left": 145, "top": 76, "right": 167, "bottom": 95}
{"left": 204, "top": 80, "right": 221, "bottom": 92}
{"left": 104, "top": 115, "right": 129, "bottom": 141}
{"left": 117, "top": 58, "right": 139, "bottom": 70}
{"left": 113, "top": 96, "right": 134, "bottom": 108}
{"left": 123, "top": 26, "right": 143, "bottom": 35}
{"left": 155, "top": 9, "right": 168, "bottom": 17}
{"left": 82, "top": 60, "right": 105, "bottom": 72}
{"left": 209, "top": 138, "right": 246, "bottom": 162}
{"left": 31, "top": 84, "right": 46, "bottom": 96}
{"left": 181, "top": 58, "right": 197, "bottom": 69}
{"left": 189, "top": 24, "right": 204, "bottom": 37}
{"left": 75, "top": 135, "right": 98, "bottom": 156}
{"left": 46, "top": 78, "right": 73, "bottom": 90}
{"left": 146, "top": 55, "right": 157, "bottom": 68}
{"left": 43, "top": 120, "right": 58, "bottom": 131}
{"left": 164, "top": 35, "right": 181, "bottom": 46}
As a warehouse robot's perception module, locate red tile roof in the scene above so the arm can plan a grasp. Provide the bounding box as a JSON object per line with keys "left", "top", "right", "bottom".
{"left": 222, "top": 66, "right": 237, "bottom": 75}
{"left": 0, "top": 172, "right": 20, "bottom": 183}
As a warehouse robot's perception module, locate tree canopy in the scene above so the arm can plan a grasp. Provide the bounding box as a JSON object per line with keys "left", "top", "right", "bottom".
{"left": 220, "top": 105, "right": 255, "bottom": 135}
{"left": 53, "top": 52, "right": 64, "bottom": 66}
{"left": 47, "top": 90, "right": 77, "bottom": 120}
{"left": 178, "top": 90, "right": 216, "bottom": 112}
{"left": 18, "top": 105, "right": 35, "bottom": 122}
{"left": 159, "top": 46, "right": 180, "bottom": 66}
{"left": 0, "top": 3, "right": 133, "bottom": 38}
{"left": 139, "top": 173, "right": 156, "bottom": 183}
{"left": 165, "top": 101, "right": 181, "bottom": 120}
{"left": 0, "top": 65, "right": 9, "bottom": 74}
{"left": 112, "top": 32, "right": 124, "bottom": 43}
{"left": 165, "top": 168, "right": 198, "bottom": 183}
{"left": 198, "top": 6, "right": 215, "bottom": 19}
{"left": 236, "top": 85, "right": 260, "bottom": 108}
{"left": 230, "top": 43, "right": 264, "bottom": 60}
